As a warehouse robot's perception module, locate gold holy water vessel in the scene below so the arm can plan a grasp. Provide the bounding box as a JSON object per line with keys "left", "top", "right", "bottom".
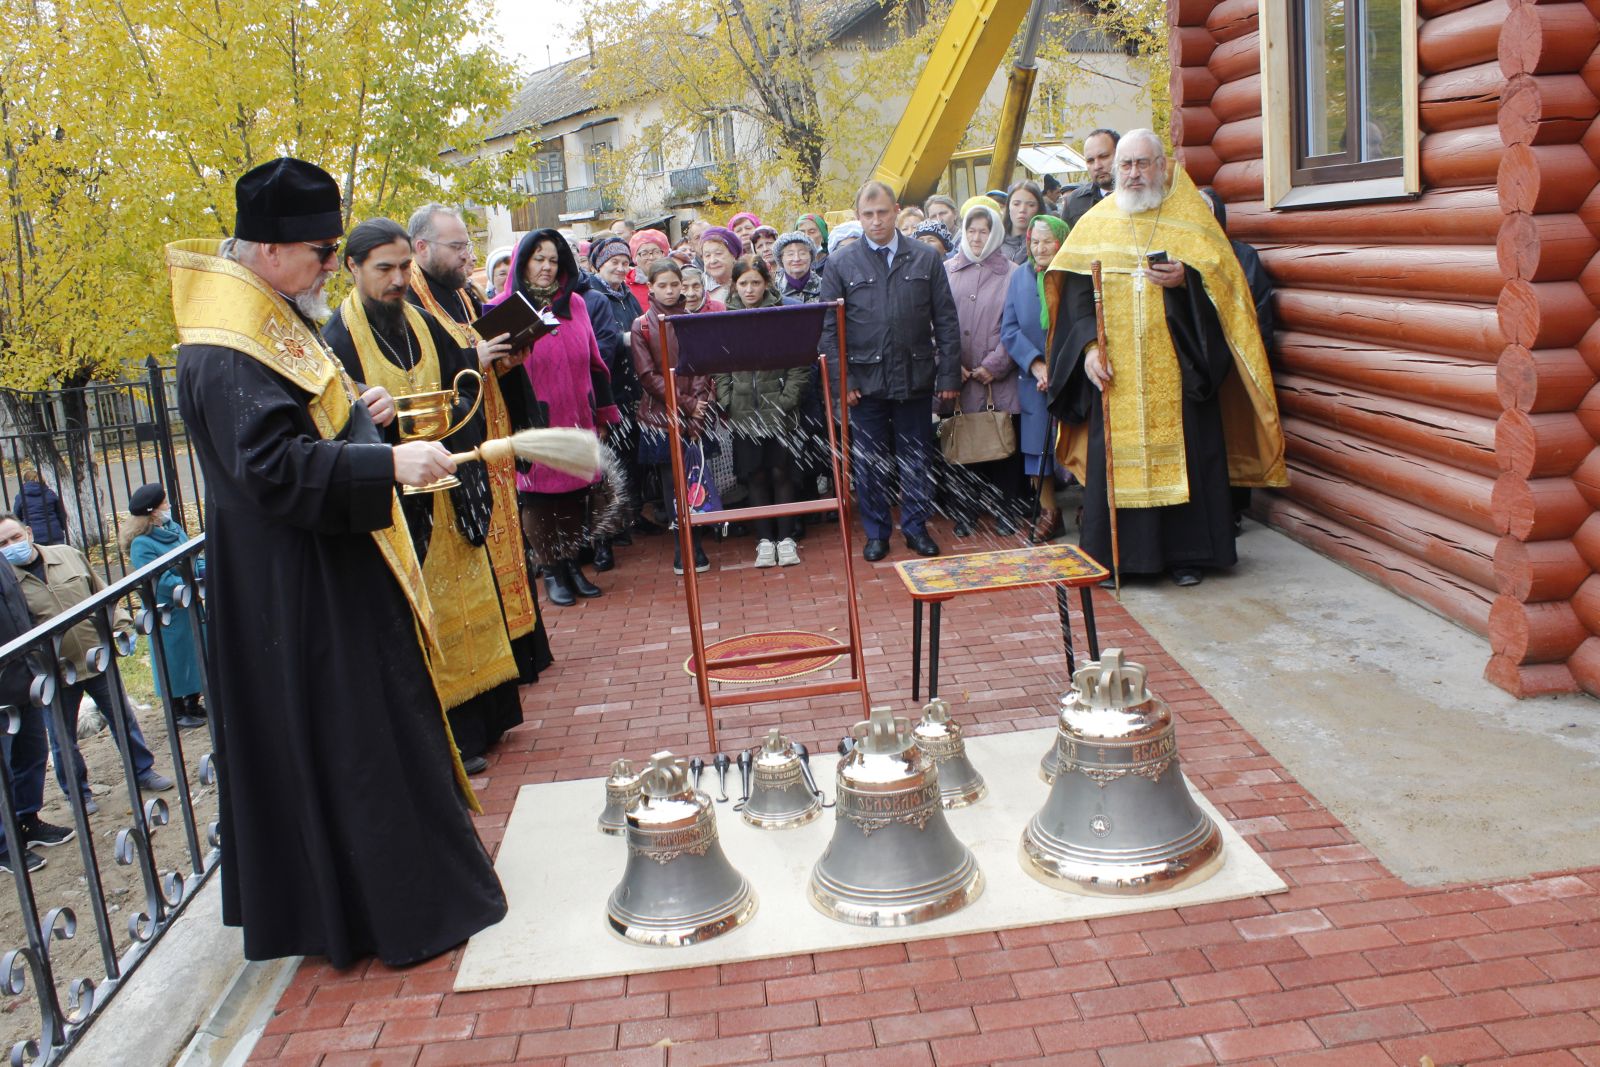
{"left": 393, "top": 367, "right": 483, "bottom": 494}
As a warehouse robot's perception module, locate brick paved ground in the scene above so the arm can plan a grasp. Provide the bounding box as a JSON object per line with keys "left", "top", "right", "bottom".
{"left": 246, "top": 521, "right": 1600, "bottom": 1067}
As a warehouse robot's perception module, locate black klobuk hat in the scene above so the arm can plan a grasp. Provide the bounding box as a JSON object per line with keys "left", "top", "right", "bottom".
{"left": 234, "top": 157, "right": 344, "bottom": 243}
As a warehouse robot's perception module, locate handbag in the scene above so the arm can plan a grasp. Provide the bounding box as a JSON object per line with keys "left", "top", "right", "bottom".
{"left": 938, "top": 383, "right": 1016, "bottom": 464}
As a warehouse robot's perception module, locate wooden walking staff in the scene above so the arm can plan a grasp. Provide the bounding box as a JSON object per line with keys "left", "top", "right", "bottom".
{"left": 1089, "top": 260, "right": 1121, "bottom": 598}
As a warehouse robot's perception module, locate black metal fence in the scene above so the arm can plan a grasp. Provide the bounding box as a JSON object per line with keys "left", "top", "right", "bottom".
{"left": 0, "top": 535, "right": 214, "bottom": 1065}
{"left": 0, "top": 360, "right": 206, "bottom": 584}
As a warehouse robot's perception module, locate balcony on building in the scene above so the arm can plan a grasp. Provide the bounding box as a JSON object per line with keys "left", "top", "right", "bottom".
{"left": 668, "top": 163, "right": 738, "bottom": 207}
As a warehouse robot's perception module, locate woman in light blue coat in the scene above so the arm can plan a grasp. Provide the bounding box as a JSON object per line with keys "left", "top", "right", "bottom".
{"left": 1000, "top": 213, "right": 1071, "bottom": 542}
{"left": 122, "top": 484, "right": 206, "bottom": 729}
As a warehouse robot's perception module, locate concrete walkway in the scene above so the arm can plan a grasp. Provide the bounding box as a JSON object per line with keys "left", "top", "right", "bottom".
{"left": 1120, "top": 519, "right": 1600, "bottom": 886}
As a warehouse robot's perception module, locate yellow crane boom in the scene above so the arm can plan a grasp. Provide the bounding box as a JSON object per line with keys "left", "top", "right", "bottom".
{"left": 871, "top": 0, "right": 1034, "bottom": 207}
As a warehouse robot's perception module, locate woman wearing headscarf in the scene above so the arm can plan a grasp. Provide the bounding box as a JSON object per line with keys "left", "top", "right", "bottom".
{"left": 827, "top": 221, "right": 863, "bottom": 256}
{"left": 582, "top": 235, "right": 645, "bottom": 570}
{"left": 727, "top": 211, "right": 762, "bottom": 245}
{"left": 626, "top": 228, "right": 670, "bottom": 308}
{"left": 1000, "top": 212, "right": 1071, "bottom": 542}
{"left": 795, "top": 213, "right": 830, "bottom": 272}
{"left": 121, "top": 484, "right": 206, "bottom": 730}
{"left": 485, "top": 246, "right": 514, "bottom": 300}
{"left": 491, "top": 228, "right": 623, "bottom": 607}
{"left": 697, "top": 226, "right": 742, "bottom": 305}
{"left": 943, "top": 196, "right": 1023, "bottom": 538}
{"left": 913, "top": 218, "right": 955, "bottom": 259}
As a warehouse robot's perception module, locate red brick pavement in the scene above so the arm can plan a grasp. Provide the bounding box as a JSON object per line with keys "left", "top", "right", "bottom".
{"left": 247, "top": 521, "right": 1600, "bottom": 1066}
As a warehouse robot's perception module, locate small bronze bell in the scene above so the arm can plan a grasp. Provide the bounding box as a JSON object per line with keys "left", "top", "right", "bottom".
{"left": 911, "top": 698, "right": 986, "bottom": 808}
{"left": 606, "top": 751, "right": 758, "bottom": 945}
{"left": 598, "top": 758, "right": 643, "bottom": 836}
{"left": 809, "top": 707, "right": 983, "bottom": 926}
{"left": 742, "top": 729, "right": 823, "bottom": 830}
{"left": 1021, "top": 650, "right": 1223, "bottom": 896}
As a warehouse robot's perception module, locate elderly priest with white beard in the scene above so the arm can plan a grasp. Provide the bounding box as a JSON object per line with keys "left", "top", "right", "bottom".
{"left": 165, "top": 158, "right": 506, "bottom": 968}
{"left": 1045, "top": 130, "right": 1288, "bottom": 588}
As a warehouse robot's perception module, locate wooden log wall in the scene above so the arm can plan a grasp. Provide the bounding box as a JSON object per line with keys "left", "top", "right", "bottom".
{"left": 1168, "top": 0, "right": 1600, "bottom": 697}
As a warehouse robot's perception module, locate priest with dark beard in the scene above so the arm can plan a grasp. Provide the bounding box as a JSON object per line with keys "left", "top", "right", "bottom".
{"left": 406, "top": 203, "right": 554, "bottom": 692}
{"left": 1046, "top": 130, "right": 1287, "bottom": 587}
{"left": 324, "top": 218, "right": 523, "bottom": 775}
{"left": 167, "top": 159, "right": 505, "bottom": 968}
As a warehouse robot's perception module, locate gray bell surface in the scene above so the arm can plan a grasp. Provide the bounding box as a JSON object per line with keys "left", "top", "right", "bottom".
{"left": 607, "top": 751, "right": 758, "bottom": 946}
{"left": 911, "top": 698, "right": 986, "bottom": 808}
{"left": 742, "top": 728, "right": 823, "bottom": 830}
{"left": 1021, "top": 649, "right": 1223, "bottom": 896}
{"left": 598, "top": 758, "right": 643, "bottom": 836}
{"left": 810, "top": 707, "right": 983, "bottom": 927}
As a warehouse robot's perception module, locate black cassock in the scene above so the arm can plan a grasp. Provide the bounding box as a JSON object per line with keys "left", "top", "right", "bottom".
{"left": 406, "top": 271, "right": 554, "bottom": 685}
{"left": 177, "top": 341, "right": 506, "bottom": 968}
{"left": 1048, "top": 270, "right": 1239, "bottom": 575}
{"left": 322, "top": 305, "right": 526, "bottom": 762}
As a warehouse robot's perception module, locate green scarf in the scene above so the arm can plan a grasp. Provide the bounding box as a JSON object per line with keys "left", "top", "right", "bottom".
{"left": 1029, "top": 213, "right": 1071, "bottom": 332}
{"left": 796, "top": 213, "right": 830, "bottom": 248}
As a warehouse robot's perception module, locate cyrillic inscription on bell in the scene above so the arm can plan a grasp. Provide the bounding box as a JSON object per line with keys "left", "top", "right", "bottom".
{"left": 1021, "top": 649, "right": 1223, "bottom": 896}
{"left": 598, "top": 758, "right": 643, "bottom": 836}
{"left": 607, "top": 751, "right": 758, "bottom": 946}
{"left": 911, "top": 698, "right": 986, "bottom": 808}
{"left": 809, "top": 707, "right": 984, "bottom": 926}
{"left": 742, "top": 728, "right": 823, "bottom": 830}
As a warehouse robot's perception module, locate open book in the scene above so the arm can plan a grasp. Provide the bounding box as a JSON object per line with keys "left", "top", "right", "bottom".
{"left": 471, "top": 292, "right": 560, "bottom": 348}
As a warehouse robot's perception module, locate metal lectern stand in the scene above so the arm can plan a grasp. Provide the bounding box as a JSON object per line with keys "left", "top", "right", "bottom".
{"left": 662, "top": 301, "right": 871, "bottom": 751}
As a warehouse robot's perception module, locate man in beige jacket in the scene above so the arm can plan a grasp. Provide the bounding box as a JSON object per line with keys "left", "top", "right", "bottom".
{"left": 0, "top": 513, "right": 173, "bottom": 815}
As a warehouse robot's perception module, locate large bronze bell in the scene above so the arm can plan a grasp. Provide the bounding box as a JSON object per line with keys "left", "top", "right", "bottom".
{"left": 598, "top": 758, "right": 643, "bottom": 836}
{"left": 911, "top": 699, "right": 987, "bottom": 808}
{"left": 742, "top": 729, "right": 823, "bottom": 830}
{"left": 809, "top": 707, "right": 984, "bottom": 926}
{"left": 607, "top": 752, "right": 758, "bottom": 946}
{"left": 1021, "top": 649, "right": 1223, "bottom": 896}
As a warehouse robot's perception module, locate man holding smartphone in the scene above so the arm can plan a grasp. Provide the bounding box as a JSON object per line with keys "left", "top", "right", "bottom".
{"left": 1044, "top": 130, "right": 1287, "bottom": 587}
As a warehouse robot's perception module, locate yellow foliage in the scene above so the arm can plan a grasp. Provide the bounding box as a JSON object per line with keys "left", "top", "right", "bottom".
{"left": 0, "top": 0, "right": 527, "bottom": 390}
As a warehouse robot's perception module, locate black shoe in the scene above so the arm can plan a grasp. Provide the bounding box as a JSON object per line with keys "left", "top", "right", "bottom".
{"left": 566, "top": 562, "right": 603, "bottom": 598}
{"left": 0, "top": 849, "right": 45, "bottom": 874}
{"left": 905, "top": 532, "right": 940, "bottom": 557}
{"left": 694, "top": 545, "right": 710, "bottom": 573}
{"left": 175, "top": 715, "right": 206, "bottom": 730}
{"left": 613, "top": 529, "right": 634, "bottom": 546}
{"left": 1171, "top": 568, "right": 1203, "bottom": 587}
{"left": 863, "top": 538, "right": 890, "bottom": 562}
{"left": 461, "top": 755, "right": 489, "bottom": 775}
{"left": 593, "top": 541, "right": 615, "bottom": 572}
{"left": 952, "top": 520, "right": 973, "bottom": 538}
{"left": 543, "top": 568, "right": 576, "bottom": 607}
{"left": 20, "top": 816, "right": 74, "bottom": 849}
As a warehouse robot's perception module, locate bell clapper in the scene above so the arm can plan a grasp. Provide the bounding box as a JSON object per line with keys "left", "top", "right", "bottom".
{"left": 689, "top": 756, "right": 706, "bottom": 794}
{"left": 734, "top": 749, "right": 753, "bottom": 810}
{"left": 712, "top": 752, "right": 731, "bottom": 802}
{"left": 794, "top": 743, "right": 831, "bottom": 808}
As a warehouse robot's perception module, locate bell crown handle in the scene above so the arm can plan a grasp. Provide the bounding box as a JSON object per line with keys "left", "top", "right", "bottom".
{"left": 438, "top": 367, "right": 485, "bottom": 440}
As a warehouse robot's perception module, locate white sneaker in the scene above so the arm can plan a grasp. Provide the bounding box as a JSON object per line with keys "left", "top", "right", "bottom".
{"left": 754, "top": 539, "right": 778, "bottom": 568}
{"left": 776, "top": 538, "right": 801, "bottom": 566}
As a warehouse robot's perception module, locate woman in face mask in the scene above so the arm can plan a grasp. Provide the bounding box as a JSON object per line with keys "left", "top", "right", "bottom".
{"left": 120, "top": 484, "right": 207, "bottom": 729}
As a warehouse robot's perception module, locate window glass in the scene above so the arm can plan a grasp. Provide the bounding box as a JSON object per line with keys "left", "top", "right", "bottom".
{"left": 1302, "top": 0, "right": 1348, "bottom": 158}
{"left": 1361, "top": 0, "right": 1404, "bottom": 160}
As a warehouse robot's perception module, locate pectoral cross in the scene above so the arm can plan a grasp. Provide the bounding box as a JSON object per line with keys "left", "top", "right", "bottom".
{"left": 1133, "top": 256, "right": 1148, "bottom": 292}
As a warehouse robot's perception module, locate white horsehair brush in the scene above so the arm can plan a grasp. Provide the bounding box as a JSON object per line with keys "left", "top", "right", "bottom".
{"left": 451, "top": 427, "right": 603, "bottom": 479}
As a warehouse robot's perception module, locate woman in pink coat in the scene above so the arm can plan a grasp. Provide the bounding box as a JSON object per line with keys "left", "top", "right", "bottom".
{"left": 943, "top": 198, "right": 1023, "bottom": 539}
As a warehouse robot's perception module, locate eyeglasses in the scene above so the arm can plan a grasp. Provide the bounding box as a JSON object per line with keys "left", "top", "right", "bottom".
{"left": 1117, "top": 158, "right": 1161, "bottom": 173}
{"left": 303, "top": 241, "right": 341, "bottom": 262}
{"left": 436, "top": 240, "right": 473, "bottom": 253}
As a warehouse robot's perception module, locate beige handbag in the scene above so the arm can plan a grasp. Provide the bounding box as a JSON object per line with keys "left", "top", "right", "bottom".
{"left": 938, "top": 384, "right": 1017, "bottom": 465}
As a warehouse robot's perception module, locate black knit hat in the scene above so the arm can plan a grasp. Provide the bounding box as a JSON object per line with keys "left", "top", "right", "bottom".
{"left": 234, "top": 157, "right": 344, "bottom": 243}
{"left": 129, "top": 483, "right": 165, "bottom": 516}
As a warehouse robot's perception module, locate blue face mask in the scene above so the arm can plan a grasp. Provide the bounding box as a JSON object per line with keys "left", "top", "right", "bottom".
{"left": 1, "top": 541, "right": 33, "bottom": 565}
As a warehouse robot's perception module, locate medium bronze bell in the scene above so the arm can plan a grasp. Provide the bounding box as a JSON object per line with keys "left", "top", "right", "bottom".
{"left": 598, "top": 758, "right": 643, "bottom": 836}
{"left": 607, "top": 751, "right": 758, "bottom": 945}
{"left": 742, "top": 728, "right": 823, "bottom": 830}
{"left": 809, "top": 707, "right": 983, "bottom": 926}
{"left": 911, "top": 698, "right": 987, "bottom": 808}
{"left": 1021, "top": 650, "right": 1223, "bottom": 896}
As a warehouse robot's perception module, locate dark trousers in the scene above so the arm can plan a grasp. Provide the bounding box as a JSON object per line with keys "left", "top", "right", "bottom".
{"left": 736, "top": 437, "right": 797, "bottom": 541}
{"left": 46, "top": 672, "right": 158, "bottom": 800}
{"left": 0, "top": 708, "right": 48, "bottom": 852}
{"left": 851, "top": 395, "right": 937, "bottom": 540}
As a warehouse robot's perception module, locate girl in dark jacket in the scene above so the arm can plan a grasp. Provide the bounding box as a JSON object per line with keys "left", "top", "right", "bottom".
{"left": 716, "top": 257, "right": 810, "bottom": 568}
{"left": 631, "top": 260, "right": 716, "bottom": 575}
{"left": 12, "top": 469, "right": 68, "bottom": 545}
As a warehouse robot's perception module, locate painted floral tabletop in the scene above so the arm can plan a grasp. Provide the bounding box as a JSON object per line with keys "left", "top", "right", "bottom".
{"left": 894, "top": 543, "right": 1108, "bottom": 599}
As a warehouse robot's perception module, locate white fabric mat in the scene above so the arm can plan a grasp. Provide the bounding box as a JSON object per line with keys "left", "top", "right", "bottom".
{"left": 456, "top": 727, "right": 1287, "bottom": 991}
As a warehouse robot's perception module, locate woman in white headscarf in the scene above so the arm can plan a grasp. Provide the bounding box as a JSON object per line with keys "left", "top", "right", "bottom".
{"left": 942, "top": 197, "right": 1023, "bottom": 539}
{"left": 485, "top": 245, "right": 514, "bottom": 299}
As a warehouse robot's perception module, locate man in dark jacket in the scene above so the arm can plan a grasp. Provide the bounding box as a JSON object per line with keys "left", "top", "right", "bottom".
{"left": 0, "top": 528, "right": 72, "bottom": 874}
{"left": 1064, "top": 128, "right": 1119, "bottom": 227}
{"left": 821, "top": 180, "right": 962, "bottom": 561}
{"left": 11, "top": 469, "right": 69, "bottom": 546}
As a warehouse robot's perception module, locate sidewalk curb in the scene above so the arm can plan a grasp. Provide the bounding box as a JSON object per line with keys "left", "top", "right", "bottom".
{"left": 170, "top": 953, "right": 300, "bottom": 1067}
